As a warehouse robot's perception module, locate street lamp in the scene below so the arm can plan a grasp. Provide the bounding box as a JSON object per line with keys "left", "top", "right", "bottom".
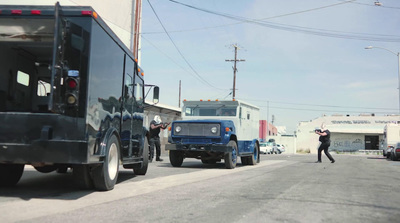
{"left": 365, "top": 46, "right": 400, "bottom": 114}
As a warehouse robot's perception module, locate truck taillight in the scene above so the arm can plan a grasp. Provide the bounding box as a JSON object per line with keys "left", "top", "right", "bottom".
{"left": 65, "top": 77, "right": 79, "bottom": 107}
{"left": 396, "top": 149, "right": 400, "bottom": 153}
{"left": 31, "top": 10, "right": 41, "bottom": 15}
{"left": 66, "top": 78, "right": 78, "bottom": 89}
{"left": 81, "top": 10, "right": 98, "bottom": 18}
{"left": 11, "top": 10, "right": 22, "bottom": 15}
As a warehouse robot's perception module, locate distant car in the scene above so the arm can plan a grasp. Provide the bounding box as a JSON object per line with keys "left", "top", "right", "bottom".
{"left": 390, "top": 143, "right": 400, "bottom": 161}
{"left": 386, "top": 146, "right": 394, "bottom": 159}
{"left": 277, "top": 144, "right": 285, "bottom": 153}
{"left": 383, "top": 145, "right": 393, "bottom": 157}
{"left": 260, "top": 143, "right": 268, "bottom": 154}
{"left": 266, "top": 142, "right": 280, "bottom": 154}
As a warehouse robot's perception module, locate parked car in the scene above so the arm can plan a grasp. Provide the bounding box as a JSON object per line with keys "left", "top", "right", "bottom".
{"left": 386, "top": 146, "right": 394, "bottom": 159}
{"left": 390, "top": 143, "right": 400, "bottom": 161}
{"left": 383, "top": 144, "right": 393, "bottom": 157}
{"left": 260, "top": 143, "right": 269, "bottom": 154}
{"left": 277, "top": 144, "right": 285, "bottom": 153}
{"left": 266, "top": 142, "right": 280, "bottom": 154}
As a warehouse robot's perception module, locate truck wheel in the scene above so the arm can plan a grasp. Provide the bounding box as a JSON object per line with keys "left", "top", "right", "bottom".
{"left": 134, "top": 137, "right": 149, "bottom": 175}
{"left": 169, "top": 150, "right": 184, "bottom": 167}
{"left": 0, "top": 164, "right": 24, "bottom": 187}
{"left": 73, "top": 164, "right": 93, "bottom": 189}
{"left": 92, "top": 134, "right": 120, "bottom": 191}
{"left": 248, "top": 144, "right": 259, "bottom": 165}
{"left": 224, "top": 140, "right": 238, "bottom": 169}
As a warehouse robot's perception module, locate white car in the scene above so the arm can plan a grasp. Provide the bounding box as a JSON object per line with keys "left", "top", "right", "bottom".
{"left": 277, "top": 144, "right": 285, "bottom": 153}
{"left": 260, "top": 143, "right": 269, "bottom": 154}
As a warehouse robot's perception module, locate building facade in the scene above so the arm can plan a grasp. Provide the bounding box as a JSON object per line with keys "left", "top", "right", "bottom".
{"left": 259, "top": 120, "right": 277, "bottom": 142}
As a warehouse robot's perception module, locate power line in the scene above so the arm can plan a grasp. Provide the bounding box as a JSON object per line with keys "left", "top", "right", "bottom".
{"left": 146, "top": 0, "right": 227, "bottom": 91}
{"left": 141, "top": 35, "right": 192, "bottom": 75}
{"left": 236, "top": 98, "right": 398, "bottom": 114}
{"left": 237, "top": 97, "right": 398, "bottom": 111}
{"left": 166, "top": 0, "right": 400, "bottom": 42}
{"left": 337, "top": 0, "right": 400, "bottom": 9}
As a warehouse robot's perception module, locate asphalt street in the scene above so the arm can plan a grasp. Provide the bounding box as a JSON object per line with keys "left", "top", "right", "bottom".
{"left": 1, "top": 154, "right": 399, "bottom": 223}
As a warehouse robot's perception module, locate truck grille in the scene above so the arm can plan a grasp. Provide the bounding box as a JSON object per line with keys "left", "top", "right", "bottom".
{"left": 173, "top": 123, "right": 220, "bottom": 137}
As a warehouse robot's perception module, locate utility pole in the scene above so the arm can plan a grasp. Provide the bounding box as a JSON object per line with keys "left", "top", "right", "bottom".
{"left": 179, "top": 80, "right": 181, "bottom": 108}
{"left": 225, "top": 44, "right": 245, "bottom": 100}
{"left": 132, "top": 0, "right": 142, "bottom": 63}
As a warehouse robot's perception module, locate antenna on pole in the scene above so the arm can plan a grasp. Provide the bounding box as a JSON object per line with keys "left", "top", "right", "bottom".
{"left": 225, "top": 44, "right": 245, "bottom": 100}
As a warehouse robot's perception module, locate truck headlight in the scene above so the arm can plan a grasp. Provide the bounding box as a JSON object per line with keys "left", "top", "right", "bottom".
{"left": 175, "top": 126, "right": 182, "bottom": 133}
{"left": 211, "top": 127, "right": 218, "bottom": 134}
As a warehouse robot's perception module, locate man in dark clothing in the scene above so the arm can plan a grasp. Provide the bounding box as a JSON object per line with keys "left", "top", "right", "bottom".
{"left": 315, "top": 123, "right": 335, "bottom": 163}
{"left": 149, "top": 115, "right": 169, "bottom": 162}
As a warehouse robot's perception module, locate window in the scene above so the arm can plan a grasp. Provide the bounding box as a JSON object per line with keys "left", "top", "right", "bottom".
{"left": 134, "top": 82, "right": 143, "bottom": 104}
{"left": 17, "top": 71, "right": 30, "bottom": 86}
{"left": 37, "top": 80, "right": 51, "bottom": 96}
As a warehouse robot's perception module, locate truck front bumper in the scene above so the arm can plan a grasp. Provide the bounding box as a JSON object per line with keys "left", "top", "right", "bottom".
{"left": 165, "top": 143, "right": 233, "bottom": 153}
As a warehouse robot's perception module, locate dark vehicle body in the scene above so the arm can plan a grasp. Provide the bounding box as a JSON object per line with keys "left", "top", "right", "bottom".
{"left": 0, "top": 3, "right": 158, "bottom": 190}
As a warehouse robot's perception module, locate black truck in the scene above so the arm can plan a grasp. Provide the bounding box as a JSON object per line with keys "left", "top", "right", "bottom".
{"left": 0, "top": 3, "right": 158, "bottom": 190}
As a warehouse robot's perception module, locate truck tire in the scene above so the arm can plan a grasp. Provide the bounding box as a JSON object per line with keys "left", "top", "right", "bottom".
{"left": 0, "top": 164, "right": 24, "bottom": 187}
{"left": 92, "top": 134, "right": 120, "bottom": 191}
{"left": 248, "top": 144, "right": 259, "bottom": 165}
{"left": 169, "top": 150, "right": 184, "bottom": 167}
{"left": 134, "top": 137, "right": 149, "bottom": 175}
{"left": 73, "top": 164, "right": 93, "bottom": 189}
{"left": 224, "top": 140, "right": 238, "bottom": 169}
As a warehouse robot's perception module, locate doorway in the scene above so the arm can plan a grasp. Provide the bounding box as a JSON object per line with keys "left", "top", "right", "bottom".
{"left": 365, "top": 135, "right": 379, "bottom": 150}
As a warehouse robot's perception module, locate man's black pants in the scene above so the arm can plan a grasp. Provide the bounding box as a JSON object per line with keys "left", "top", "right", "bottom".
{"left": 149, "top": 137, "right": 161, "bottom": 160}
{"left": 318, "top": 142, "right": 334, "bottom": 162}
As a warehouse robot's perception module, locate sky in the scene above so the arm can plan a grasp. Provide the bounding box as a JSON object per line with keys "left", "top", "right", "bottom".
{"left": 138, "top": 0, "right": 400, "bottom": 133}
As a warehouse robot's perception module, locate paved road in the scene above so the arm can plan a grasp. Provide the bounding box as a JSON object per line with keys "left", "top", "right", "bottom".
{"left": 1, "top": 154, "right": 399, "bottom": 223}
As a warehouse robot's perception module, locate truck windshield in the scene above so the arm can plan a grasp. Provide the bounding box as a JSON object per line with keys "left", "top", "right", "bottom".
{"left": 184, "top": 106, "right": 237, "bottom": 117}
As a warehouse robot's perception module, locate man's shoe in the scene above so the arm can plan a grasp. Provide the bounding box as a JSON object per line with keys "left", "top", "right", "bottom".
{"left": 315, "top": 161, "right": 321, "bottom": 163}
{"left": 331, "top": 160, "right": 335, "bottom": 163}
{"left": 156, "top": 157, "right": 163, "bottom": 162}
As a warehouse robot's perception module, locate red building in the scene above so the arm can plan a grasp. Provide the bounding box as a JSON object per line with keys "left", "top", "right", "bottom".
{"left": 259, "top": 120, "right": 277, "bottom": 142}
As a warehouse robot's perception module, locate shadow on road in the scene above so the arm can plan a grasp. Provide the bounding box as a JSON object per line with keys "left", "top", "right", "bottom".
{"left": 0, "top": 167, "right": 138, "bottom": 201}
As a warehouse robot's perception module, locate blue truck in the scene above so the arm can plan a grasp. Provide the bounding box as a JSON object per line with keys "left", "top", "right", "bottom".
{"left": 165, "top": 100, "right": 260, "bottom": 169}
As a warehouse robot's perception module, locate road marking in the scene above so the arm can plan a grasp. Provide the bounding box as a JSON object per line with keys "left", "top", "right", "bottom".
{"left": 1, "top": 160, "right": 288, "bottom": 222}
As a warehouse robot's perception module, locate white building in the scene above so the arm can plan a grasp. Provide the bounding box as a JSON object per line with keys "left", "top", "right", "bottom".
{"left": 296, "top": 114, "right": 400, "bottom": 154}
